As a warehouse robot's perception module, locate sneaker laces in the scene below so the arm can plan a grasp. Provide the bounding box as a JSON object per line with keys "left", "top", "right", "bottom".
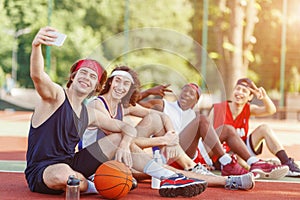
{"left": 225, "top": 173, "right": 254, "bottom": 190}
{"left": 190, "top": 163, "right": 215, "bottom": 176}
{"left": 285, "top": 158, "right": 300, "bottom": 172}
{"left": 225, "top": 176, "right": 239, "bottom": 190}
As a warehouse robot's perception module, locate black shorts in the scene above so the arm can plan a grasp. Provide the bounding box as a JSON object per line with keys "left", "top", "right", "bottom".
{"left": 246, "top": 134, "right": 263, "bottom": 156}
{"left": 28, "top": 142, "right": 109, "bottom": 194}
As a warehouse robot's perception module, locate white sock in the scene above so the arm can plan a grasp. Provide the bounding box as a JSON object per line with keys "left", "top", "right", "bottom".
{"left": 143, "top": 159, "right": 175, "bottom": 179}
{"left": 219, "top": 154, "right": 232, "bottom": 166}
{"left": 83, "top": 180, "right": 98, "bottom": 194}
{"left": 247, "top": 156, "right": 259, "bottom": 166}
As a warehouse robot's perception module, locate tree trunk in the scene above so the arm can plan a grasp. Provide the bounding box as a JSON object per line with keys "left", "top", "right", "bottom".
{"left": 226, "top": 0, "right": 245, "bottom": 97}
{"left": 215, "top": 0, "right": 257, "bottom": 99}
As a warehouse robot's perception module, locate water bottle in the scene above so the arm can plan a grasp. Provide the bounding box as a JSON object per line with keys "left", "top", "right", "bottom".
{"left": 151, "top": 146, "right": 163, "bottom": 189}
{"left": 66, "top": 175, "right": 80, "bottom": 200}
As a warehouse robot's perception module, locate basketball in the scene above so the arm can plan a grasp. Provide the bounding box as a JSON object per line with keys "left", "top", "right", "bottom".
{"left": 94, "top": 160, "right": 133, "bottom": 199}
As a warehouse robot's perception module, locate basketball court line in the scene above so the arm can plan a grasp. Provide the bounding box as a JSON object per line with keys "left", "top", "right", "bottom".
{"left": 0, "top": 160, "right": 26, "bottom": 173}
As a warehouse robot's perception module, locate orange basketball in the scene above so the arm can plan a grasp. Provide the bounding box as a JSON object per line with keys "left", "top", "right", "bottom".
{"left": 94, "top": 160, "right": 133, "bottom": 199}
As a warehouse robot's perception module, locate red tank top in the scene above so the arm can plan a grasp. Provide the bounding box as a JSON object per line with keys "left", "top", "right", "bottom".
{"left": 213, "top": 101, "right": 250, "bottom": 152}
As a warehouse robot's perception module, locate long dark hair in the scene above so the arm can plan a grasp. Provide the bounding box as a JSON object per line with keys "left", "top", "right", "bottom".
{"left": 100, "top": 66, "right": 140, "bottom": 108}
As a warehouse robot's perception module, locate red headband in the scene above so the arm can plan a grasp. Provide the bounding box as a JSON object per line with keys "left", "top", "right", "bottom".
{"left": 187, "top": 83, "right": 201, "bottom": 99}
{"left": 74, "top": 59, "right": 103, "bottom": 82}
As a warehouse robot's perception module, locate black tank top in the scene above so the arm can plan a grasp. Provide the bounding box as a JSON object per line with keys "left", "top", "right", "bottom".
{"left": 25, "top": 92, "right": 88, "bottom": 181}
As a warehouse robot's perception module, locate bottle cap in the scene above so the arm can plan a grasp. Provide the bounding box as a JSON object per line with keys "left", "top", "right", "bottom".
{"left": 67, "top": 175, "right": 80, "bottom": 186}
{"left": 152, "top": 146, "right": 160, "bottom": 152}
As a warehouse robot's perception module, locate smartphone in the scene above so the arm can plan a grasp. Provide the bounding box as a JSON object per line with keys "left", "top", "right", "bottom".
{"left": 49, "top": 31, "right": 67, "bottom": 47}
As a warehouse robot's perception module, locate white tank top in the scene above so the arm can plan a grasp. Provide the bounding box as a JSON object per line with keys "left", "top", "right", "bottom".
{"left": 163, "top": 99, "right": 196, "bottom": 134}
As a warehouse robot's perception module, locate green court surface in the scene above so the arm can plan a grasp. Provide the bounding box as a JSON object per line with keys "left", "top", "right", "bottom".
{"left": 0, "top": 160, "right": 26, "bottom": 173}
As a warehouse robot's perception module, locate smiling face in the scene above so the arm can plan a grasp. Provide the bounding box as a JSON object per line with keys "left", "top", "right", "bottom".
{"left": 110, "top": 75, "right": 132, "bottom": 100}
{"left": 72, "top": 67, "right": 99, "bottom": 95}
{"left": 232, "top": 83, "right": 253, "bottom": 105}
{"left": 178, "top": 85, "right": 199, "bottom": 110}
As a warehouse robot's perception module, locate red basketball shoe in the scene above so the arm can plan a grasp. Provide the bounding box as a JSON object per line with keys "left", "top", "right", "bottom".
{"left": 250, "top": 159, "right": 289, "bottom": 179}
{"left": 221, "top": 155, "right": 249, "bottom": 176}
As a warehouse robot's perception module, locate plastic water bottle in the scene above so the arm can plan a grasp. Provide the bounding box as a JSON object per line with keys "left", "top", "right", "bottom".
{"left": 151, "top": 146, "right": 163, "bottom": 189}
{"left": 66, "top": 175, "right": 80, "bottom": 200}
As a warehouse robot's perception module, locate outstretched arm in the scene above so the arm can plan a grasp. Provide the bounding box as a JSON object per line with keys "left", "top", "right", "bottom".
{"left": 30, "top": 27, "right": 61, "bottom": 101}
{"left": 138, "top": 84, "right": 172, "bottom": 111}
{"left": 138, "top": 84, "right": 172, "bottom": 100}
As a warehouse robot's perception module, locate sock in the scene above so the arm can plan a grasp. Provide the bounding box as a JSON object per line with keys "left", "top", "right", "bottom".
{"left": 83, "top": 180, "right": 98, "bottom": 194}
{"left": 143, "top": 159, "right": 175, "bottom": 179}
{"left": 246, "top": 156, "right": 259, "bottom": 166}
{"left": 275, "top": 150, "right": 289, "bottom": 164}
{"left": 218, "top": 154, "right": 232, "bottom": 166}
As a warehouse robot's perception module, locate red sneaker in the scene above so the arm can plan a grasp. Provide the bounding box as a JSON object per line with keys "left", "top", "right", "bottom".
{"left": 221, "top": 155, "right": 249, "bottom": 176}
{"left": 250, "top": 160, "right": 289, "bottom": 179}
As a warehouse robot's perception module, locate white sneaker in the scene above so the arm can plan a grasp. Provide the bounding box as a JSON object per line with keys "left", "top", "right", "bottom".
{"left": 189, "top": 163, "right": 216, "bottom": 176}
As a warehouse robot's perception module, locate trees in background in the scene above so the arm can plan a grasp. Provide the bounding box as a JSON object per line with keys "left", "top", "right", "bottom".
{"left": 1, "top": 0, "right": 300, "bottom": 97}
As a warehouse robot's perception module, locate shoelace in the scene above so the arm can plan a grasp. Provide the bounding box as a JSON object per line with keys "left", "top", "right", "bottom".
{"left": 192, "top": 164, "right": 213, "bottom": 175}
{"left": 287, "top": 158, "right": 300, "bottom": 170}
{"left": 224, "top": 176, "right": 239, "bottom": 190}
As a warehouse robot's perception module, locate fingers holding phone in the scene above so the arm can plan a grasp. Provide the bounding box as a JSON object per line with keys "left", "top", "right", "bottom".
{"left": 32, "top": 27, "right": 66, "bottom": 47}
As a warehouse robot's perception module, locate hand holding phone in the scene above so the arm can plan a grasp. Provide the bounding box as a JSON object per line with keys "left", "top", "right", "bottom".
{"left": 49, "top": 31, "right": 67, "bottom": 47}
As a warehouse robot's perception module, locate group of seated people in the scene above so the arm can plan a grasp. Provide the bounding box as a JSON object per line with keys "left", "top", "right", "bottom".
{"left": 25, "top": 27, "right": 300, "bottom": 198}
{"left": 80, "top": 65, "right": 300, "bottom": 182}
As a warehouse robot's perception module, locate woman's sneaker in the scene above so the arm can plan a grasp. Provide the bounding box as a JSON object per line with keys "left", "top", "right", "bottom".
{"left": 159, "top": 173, "right": 207, "bottom": 197}
{"left": 225, "top": 172, "right": 255, "bottom": 190}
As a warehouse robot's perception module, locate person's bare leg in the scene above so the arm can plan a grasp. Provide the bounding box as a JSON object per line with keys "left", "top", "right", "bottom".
{"left": 130, "top": 141, "right": 224, "bottom": 186}
{"left": 131, "top": 135, "right": 196, "bottom": 170}
{"left": 43, "top": 164, "right": 88, "bottom": 192}
{"left": 135, "top": 113, "right": 166, "bottom": 138}
{"left": 250, "top": 124, "right": 283, "bottom": 154}
{"left": 216, "top": 125, "right": 252, "bottom": 161}
{"left": 43, "top": 134, "right": 122, "bottom": 192}
{"left": 179, "top": 113, "right": 224, "bottom": 159}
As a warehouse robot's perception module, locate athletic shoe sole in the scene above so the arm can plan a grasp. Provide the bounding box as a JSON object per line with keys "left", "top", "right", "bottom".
{"left": 251, "top": 165, "right": 289, "bottom": 179}
{"left": 286, "top": 170, "right": 300, "bottom": 177}
{"left": 159, "top": 182, "right": 207, "bottom": 197}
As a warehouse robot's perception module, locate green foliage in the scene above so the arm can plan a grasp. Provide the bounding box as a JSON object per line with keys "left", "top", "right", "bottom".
{"left": 0, "top": 0, "right": 203, "bottom": 90}
{"left": 1, "top": 0, "right": 299, "bottom": 95}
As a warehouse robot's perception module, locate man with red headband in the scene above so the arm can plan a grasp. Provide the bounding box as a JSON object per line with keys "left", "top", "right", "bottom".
{"left": 138, "top": 83, "right": 289, "bottom": 179}
{"left": 25, "top": 27, "right": 207, "bottom": 198}
{"left": 211, "top": 78, "right": 300, "bottom": 177}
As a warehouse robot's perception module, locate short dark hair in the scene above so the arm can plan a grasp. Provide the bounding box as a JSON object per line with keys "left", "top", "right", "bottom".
{"left": 236, "top": 78, "right": 255, "bottom": 94}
